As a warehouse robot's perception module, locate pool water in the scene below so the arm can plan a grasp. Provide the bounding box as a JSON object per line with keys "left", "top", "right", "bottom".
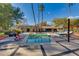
{"left": 26, "top": 34, "right": 51, "bottom": 44}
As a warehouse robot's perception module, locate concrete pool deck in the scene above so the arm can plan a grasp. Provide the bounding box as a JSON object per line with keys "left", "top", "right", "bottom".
{"left": 0, "top": 35, "right": 79, "bottom": 56}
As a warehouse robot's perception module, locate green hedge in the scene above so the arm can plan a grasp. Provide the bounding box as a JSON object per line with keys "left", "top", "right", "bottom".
{"left": 0, "top": 32, "right": 4, "bottom": 35}
{"left": 28, "top": 34, "right": 50, "bottom": 38}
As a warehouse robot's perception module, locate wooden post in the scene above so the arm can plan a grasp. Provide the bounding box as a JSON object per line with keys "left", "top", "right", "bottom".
{"left": 68, "top": 18, "right": 70, "bottom": 42}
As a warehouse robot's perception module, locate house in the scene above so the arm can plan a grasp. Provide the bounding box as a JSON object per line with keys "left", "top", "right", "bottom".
{"left": 16, "top": 25, "right": 61, "bottom": 32}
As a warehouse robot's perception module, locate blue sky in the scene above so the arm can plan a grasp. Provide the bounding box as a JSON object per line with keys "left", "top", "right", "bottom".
{"left": 12, "top": 3, "right": 79, "bottom": 25}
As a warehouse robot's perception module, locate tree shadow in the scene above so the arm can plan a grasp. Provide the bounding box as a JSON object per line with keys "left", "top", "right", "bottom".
{"left": 0, "top": 47, "right": 15, "bottom": 50}
{"left": 10, "top": 46, "right": 20, "bottom": 56}
{"left": 51, "top": 47, "right": 79, "bottom": 56}
{"left": 14, "top": 52, "right": 22, "bottom": 56}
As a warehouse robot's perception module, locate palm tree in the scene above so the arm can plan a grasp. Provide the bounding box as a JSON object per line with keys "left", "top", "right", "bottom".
{"left": 39, "top": 3, "right": 45, "bottom": 32}
{"left": 31, "top": 3, "right": 37, "bottom": 32}
{"left": 37, "top": 4, "right": 40, "bottom": 32}
{"left": 39, "top": 4, "right": 44, "bottom": 23}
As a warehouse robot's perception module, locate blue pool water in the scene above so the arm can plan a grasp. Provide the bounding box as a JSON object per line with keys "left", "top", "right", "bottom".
{"left": 26, "top": 36, "right": 51, "bottom": 44}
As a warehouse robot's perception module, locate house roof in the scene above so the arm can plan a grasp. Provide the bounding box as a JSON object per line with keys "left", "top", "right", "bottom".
{"left": 41, "top": 26, "right": 58, "bottom": 29}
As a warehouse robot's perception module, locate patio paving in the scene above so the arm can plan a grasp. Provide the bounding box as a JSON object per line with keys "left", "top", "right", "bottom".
{"left": 13, "top": 45, "right": 42, "bottom": 56}
{"left": 62, "top": 53, "right": 76, "bottom": 56}
{"left": 0, "top": 48, "right": 16, "bottom": 56}
{"left": 42, "top": 44, "right": 68, "bottom": 56}
{"left": 50, "top": 36, "right": 79, "bottom": 56}
{"left": 0, "top": 35, "right": 79, "bottom": 56}
{"left": 0, "top": 43, "right": 19, "bottom": 56}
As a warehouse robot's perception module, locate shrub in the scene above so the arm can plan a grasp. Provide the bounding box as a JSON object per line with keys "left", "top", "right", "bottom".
{"left": 14, "top": 29, "right": 22, "bottom": 34}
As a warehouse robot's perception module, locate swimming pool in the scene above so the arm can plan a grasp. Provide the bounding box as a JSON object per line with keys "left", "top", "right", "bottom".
{"left": 26, "top": 34, "right": 51, "bottom": 44}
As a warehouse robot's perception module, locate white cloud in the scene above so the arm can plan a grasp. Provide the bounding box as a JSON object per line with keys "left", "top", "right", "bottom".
{"left": 47, "top": 21, "right": 51, "bottom": 25}
{"left": 24, "top": 16, "right": 27, "bottom": 18}
{"left": 75, "top": 16, "right": 79, "bottom": 18}
{"left": 68, "top": 16, "right": 79, "bottom": 19}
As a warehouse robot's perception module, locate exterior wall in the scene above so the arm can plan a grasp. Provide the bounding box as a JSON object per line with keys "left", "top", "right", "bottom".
{"left": 17, "top": 25, "right": 59, "bottom": 32}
